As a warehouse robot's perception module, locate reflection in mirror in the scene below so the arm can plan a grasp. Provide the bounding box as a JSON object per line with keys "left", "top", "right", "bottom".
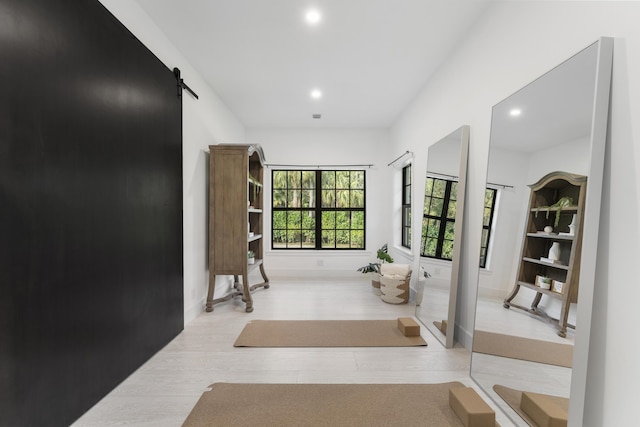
{"left": 470, "top": 38, "right": 612, "bottom": 426}
{"left": 415, "top": 126, "right": 469, "bottom": 348}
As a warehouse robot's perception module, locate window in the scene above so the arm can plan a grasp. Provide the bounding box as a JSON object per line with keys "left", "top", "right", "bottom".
{"left": 480, "top": 188, "right": 497, "bottom": 268}
{"left": 420, "top": 176, "right": 497, "bottom": 267}
{"left": 421, "top": 177, "right": 457, "bottom": 260}
{"left": 401, "top": 165, "right": 411, "bottom": 248}
{"left": 272, "top": 170, "right": 365, "bottom": 249}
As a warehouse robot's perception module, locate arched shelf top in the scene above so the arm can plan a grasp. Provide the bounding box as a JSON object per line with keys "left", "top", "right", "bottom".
{"left": 211, "top": 143, "right": 266, "bottom": 166}
{"left": 528, "top": 171, "right": 587, "bottom": 192}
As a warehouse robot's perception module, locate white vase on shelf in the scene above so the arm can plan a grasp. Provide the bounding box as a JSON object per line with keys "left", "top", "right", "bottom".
{"left": 548, "top": 242, "right": 561, "bottom": 261}
{"left": 568, "top": 214, "right": 577, "bottom": 236}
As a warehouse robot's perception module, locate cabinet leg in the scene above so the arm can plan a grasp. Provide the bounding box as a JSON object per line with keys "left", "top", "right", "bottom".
{"left": 205, "top": 273, "right": 217, "bottom": 312}
{"left": 530, "top": 292, "right": 543, "bottom": 311}
{"left": 503, "top": 283, "right": 521, "bottom": 308}
{"left": 556, "top": 294, "right": 571, "bottom": 339}
{"left": 259, "top": 263, "right": 270, "bottom": 289}
{"left": 241, "top": 273, "right": 253, "bottom": 312}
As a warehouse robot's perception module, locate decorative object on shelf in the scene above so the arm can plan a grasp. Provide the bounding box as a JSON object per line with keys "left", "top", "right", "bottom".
{"left": 248, "top": 250, "right": 255, "bottom": 264}
{"left": 552, "top": 280, "right": 565, "bottom": 294}
{"left": 547, "top": 241, "right": 561, "bottom": 261}
{"left": 248, "top": 172, "right": 261, "bottom": 202}
{"left": 533, "top": 196, "right": 574, "bottom": 228}
{"left": 357, "top": 243, "right": 394, "bottom": 293}
{"left": 544, "top": 225, "right": 554, "bottom": 233}
{"left": 560, "top": 213, "right": 577, "bottom": 236}
{"left": 535, "top": 275, "right": 552, "bottom": 290}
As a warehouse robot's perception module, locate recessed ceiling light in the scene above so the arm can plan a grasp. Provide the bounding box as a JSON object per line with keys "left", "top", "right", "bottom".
{"left": 510, "top": 108, "right": 522, "bottom": 117}
{"left": 310, "top": 89, "right": 322, "bottom": 99}
{"left": 305, "top": 9, "right": 322, "bottom": 25}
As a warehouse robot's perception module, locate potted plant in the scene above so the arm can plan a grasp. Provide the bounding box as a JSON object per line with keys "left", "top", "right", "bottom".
{"left": 357, "top": 243, "right": 394, "bottom": 293}
{"left": 536, "top": 275, "right": 552, "bottom": 290}
{"left": 248, "top": 250, "right": 255, "bottom": 265}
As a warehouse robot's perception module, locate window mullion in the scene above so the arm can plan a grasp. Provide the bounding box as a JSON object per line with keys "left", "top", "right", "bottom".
{"left": 315, "top": 170, "right": 322, "bottom": 249}
{"left": 435, "top": 181, "right": 452, "bottom": 258}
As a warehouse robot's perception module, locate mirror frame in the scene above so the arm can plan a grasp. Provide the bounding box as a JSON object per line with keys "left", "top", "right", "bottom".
{"left": 469, "top": 37, "right": 613, "bottom": 427}
{"left": 568, "top": 36, "right": 613, "bottom": 426}
{"left": 415, "top": 125, "right": 469, "bottom": 348}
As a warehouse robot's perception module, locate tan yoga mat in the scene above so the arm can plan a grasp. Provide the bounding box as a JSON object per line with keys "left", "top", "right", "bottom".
{"left": 493, "top": 384, "right": 569, "bottom": 427}
{"left": 473, "top": 330, "right": 573, "bottom": 368}
{"left": 234, "top": 319, "right": 427, "bottom": 347}
{"left": 183, "top": 382, "right": 471, "bottom": 427}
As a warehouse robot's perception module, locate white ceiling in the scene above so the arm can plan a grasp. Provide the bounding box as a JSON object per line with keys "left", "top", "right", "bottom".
{"left": 134, "top": 0, "right": 492, "bottom": 128}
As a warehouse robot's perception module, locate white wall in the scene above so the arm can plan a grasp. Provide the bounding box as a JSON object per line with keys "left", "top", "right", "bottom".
{"left": 95, "top": 1, "right": 640, "bottom": 424}
{"left": 246, "top": 128, "right": 391, "bottom": 277}
{"left": 98, "top": 0, "right": 246, "bottom": 324}
{"left": 389, "top": 2, "right": 640, "bottom": 425}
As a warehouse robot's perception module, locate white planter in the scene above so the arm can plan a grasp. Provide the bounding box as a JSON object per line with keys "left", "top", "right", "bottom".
{"left": 380, "top": 274, "right": 410, "bottom": 304}
{"left": 415, "top": 276, "right": 426, "bottom": 306}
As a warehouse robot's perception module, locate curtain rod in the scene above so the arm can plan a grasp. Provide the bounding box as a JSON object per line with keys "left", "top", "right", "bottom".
{"left": 487, "top": 182, "right": 514, "bottom": 189}
{"left": 427, "top": 172, "right": 459, "bottom": 181}
{"left": 428, "top": 172, "right": 513, "bottom": 189}
{"left": 387, "top": 150, "right": 413, "bottom": 166}
{"left": 264, "top": 164, "right": 374, "bottom": 169}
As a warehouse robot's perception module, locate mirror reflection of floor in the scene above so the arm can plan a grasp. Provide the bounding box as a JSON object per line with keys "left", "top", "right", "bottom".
{"left": 415, "top": 280, "right": 450, "bottom": 344}
{"left": 474, "top": 295, "right": 575, "bottom": 345}
{"left": 472, "top": 295, "right": 573, "bottom": 426}
{"left": 472, "top": 353, "right": 571, "bottom": 427}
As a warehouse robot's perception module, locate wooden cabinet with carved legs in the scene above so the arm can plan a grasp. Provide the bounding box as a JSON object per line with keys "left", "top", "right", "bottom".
{"left": 206, "top": 144, "right": 269, "bottom": 313}
{"left": 503, "top": 171, "right": 586, "bottom": 337}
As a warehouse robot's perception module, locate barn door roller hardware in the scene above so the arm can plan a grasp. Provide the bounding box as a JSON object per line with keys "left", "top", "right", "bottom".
{"left": 173, "top": 67, "right": 199, "bottom": 99}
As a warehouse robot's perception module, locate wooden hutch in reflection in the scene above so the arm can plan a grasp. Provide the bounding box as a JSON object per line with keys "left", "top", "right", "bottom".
{"left": 503, "top": 171, "right": 586, "bottom": 337}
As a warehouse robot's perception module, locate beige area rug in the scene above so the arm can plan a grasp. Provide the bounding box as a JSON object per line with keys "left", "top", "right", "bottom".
{"left": 233, "top": 320, "right": 427, "bottom": 347}
{"left": 473, "top": 330, "right": 573, "bottom": 368}
{"left": 183, "top": 382, "right": 471, "bottom": 427}
{"left": 493, "top": 384, "right": 569, "bottom": 427}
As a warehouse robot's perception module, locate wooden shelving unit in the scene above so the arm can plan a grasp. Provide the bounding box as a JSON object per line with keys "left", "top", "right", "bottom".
{"left": 206, "top": 144, "right": 269, "bottom": 313}
{"left": 503, "top": 171, "right": 586, "bottom": 337}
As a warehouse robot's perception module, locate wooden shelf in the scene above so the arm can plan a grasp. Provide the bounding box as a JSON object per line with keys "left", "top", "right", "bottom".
{"left": 516, "top": 281, "right": 564, "bottom": 299}
{"left": 207, "top": 144, "right": 270, "bottom": 313}
{"left": 248, "top": 259, "right": 263, "bottom": 273}
{"left": 522, "top": 257, "right": 569, "bottom": 270}
{"left": 526, "top": 232, "right": 575, "bottom": 241}
{"left": 530, "top": 206, "right": 579, "bottom": 213}
{"left": 503, "top": 171, "right": 586, "bottom": 338}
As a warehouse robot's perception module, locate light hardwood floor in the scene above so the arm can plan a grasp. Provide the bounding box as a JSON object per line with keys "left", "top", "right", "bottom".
{"left": 72, "top": 276, "right": 517, "bottom": 426}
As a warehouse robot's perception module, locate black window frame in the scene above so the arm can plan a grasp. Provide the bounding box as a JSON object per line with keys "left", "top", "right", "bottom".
{"left": 401, "top": 164, "right": 411, "bottom": 249}
{"left": 420, "top": 177, "right": 498, "bottom": 266}
{"left": 421, "top": 176, "right": 457, "bottom": 260}
{"left": 271, "top": 169, "right": 366, "bottom": 250}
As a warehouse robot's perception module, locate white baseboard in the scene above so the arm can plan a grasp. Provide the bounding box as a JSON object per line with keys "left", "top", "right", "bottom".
{"left": 268, "top": 269, "right": 365, "bottom": 279}
{"left": 184, "top": 298, "right": 205, "bottom": 326}
{"left": 455, "top": 323, "right": 473, "bottom": 351}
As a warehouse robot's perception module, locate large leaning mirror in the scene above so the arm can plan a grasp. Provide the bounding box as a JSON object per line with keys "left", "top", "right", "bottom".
{"left": 415, "top": 126, "right": 469, "bottom": 348}
{"left": 470, "top": 38, "right": 613, "bottom": 426}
